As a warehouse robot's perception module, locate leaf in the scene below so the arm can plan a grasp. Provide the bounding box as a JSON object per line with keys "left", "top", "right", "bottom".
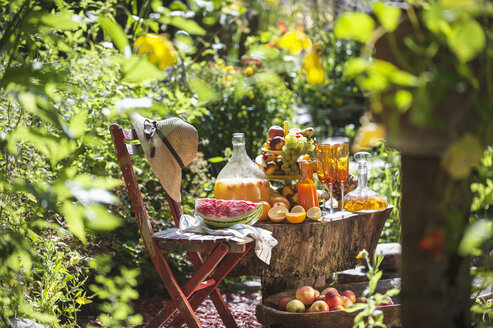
{"left": 393, "top": 90, "right": 413, "bottom": 112}
{"left": 254, "top": 72, "right": 284, "bottom": 87}
{"left": 69, "top": 109, "right": 87, "bottom": 138}
{"left": 441, "top": 133, "right": 483, "bottom": 180}
{"left": 373, "top": 2, "right": 401, "bottom": 33}
{"left": 168, "top": 16, "right": 206, "bottom": 36}
{"left": 459, "top": 220, "right": 492, "bottom": 256}
{"left": 334, "top": 12, "right": 375, "bottom": 43}
{"left": 448, "top": 19, "right": 485, "bottom": 62}
{"left": 84, "top": 204, "right": 122, "bottom": 231}
{"left": 208, "top": 156, "right": 225, "bottom": 163}
{"left": 344, "top": 303, "right": 366, "bottom": 313}
{"left": 189, "top": 77, "right": 220, "bottom": 103}
{"left": 76, "top": 298, "right": 93, "bottom": 305}
{"left": 98, "top": 16, "right": 130, "bottom": 55}
{"left": 115, "top": 55, "right": 165, "bottom": 83}
{"left": 41, "top": 11, "right": 82, "bottom": 30}
{"left": 62, "top": 202, "right": 87, "bottom": 244}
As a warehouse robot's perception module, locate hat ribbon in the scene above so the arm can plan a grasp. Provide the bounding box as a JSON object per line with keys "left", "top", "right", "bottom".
{"left": 143, "top": 119, "right": 185, "bottom": 169}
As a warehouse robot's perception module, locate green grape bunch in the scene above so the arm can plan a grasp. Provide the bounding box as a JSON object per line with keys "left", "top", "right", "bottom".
{"left": 281, "top": 130, "right": 315, "bottom": 175}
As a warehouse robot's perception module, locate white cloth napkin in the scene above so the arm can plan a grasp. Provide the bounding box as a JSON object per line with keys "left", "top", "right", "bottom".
{"left": 178, "top": 214, "right": 278, "bottom": 265}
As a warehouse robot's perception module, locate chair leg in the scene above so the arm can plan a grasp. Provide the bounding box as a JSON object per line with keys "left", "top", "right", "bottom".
{"left": 147, "top": 244, "right": 230, "bottom": 328}
{"left": 169, "top": 244, "right": 254, "bottom": 327}
{"left": 209, "top": 288, "right": 237, "bottom": 328}
{"left": 148, "top": 249, "right": 203, "bottom": 328}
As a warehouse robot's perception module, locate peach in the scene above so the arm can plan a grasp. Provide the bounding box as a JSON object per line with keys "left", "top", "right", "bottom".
{"left": 340, "top": 290, "right": 356, "bottom": 304}
{"left": 324, "top": 291, "right": 343, "bottom": 308}
{"left": 296, "top": 286, "right": 316, "bottom": 306}
{"left": 278, "top": 297, "right": 291, "bottom": 311}
{"left": 286, "top": 299, "right": 305, "bottom": 313}
{"left": 341, "top": 295, "right": 353, "bottom": 308}
{"left": 310, "top": 300, "right": 329, "bottom": 312}
{"left": 321, "top": 287, "right": 339, "bottom": 296}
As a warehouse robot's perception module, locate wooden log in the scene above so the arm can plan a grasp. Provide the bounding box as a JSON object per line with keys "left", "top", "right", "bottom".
{"left": 232, "top": 207, "right": 392, "bottom": 278}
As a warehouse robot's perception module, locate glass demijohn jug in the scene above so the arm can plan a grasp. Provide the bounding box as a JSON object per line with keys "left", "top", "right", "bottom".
{"left": 214, "top": 133, "right": 271, "bottom": 203}
{"left": 343, "top": 152, "right": 388, "bottom": 211}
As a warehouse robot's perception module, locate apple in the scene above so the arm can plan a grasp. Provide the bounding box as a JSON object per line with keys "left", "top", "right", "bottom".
{"left": 314, "top": 295, "right": 325, "bottom": 302}
{"left": 310, "top": 300, "right": 329, "bottom": 312}
{"left": 269, "top": 136, "right": 285, "bottom": 150}
{"left": 330, "top": 305, "right": 344, "bottom": 311}
{"left": 355, "top": 297, "right": 368, "bottom": 304}
{"left": 340, "top": 290, "right": 356, "bottom": 304}
{"left": 321, "top": 287, "right": 339, "bottom": 296}
{"left": 296, "top": 286, "right": 316, "bottom": 306}
{"left": 305, "top": 307, "right": 311, "bottom": 313}
{"left": 341, "top": 295, "right": 353, "bottom": 308}
{"left": 325, "top": 291, "right": 343, "bottom": 307}
{"left": 278, "top": 297, "right": 292, "bottom": 311}
{"left": 314, "top": 289, "right": 320, "bottom": 298}
{"left": 268, "top": 126, "right": 284, "bottom": 140}
{"left": 286, "top": 299, "right": 305, "bottom": 313}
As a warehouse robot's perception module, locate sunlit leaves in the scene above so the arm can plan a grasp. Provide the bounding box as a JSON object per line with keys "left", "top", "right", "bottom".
{"left": 189, "top": 77, "right": 220, "bottom": 103}
{"left": 458, "top": 219, "right": 493, "bottom": 256}
{"left": 373, "top": 2, "right": 401, "bottom": 33}
{"left": 98, "top": 16, "right": 130, "bottom": 56}
{"left": 303, "top": 51, "right": 325, "bottom": 85}
{"left": 334, "top": 12, "right": 375, "bottom": 43}
{"left": 448, "top": 19, "right": 485, "bottom": 62}
{"left": 167, "top": 16, "right": 206, "bottom": 36}
{"left": 441, "top": 133, "right": 483, "bottom": 180}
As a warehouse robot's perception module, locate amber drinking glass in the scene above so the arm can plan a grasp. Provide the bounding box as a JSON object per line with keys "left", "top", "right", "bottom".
{"left": 315, "top": 144, "right": 328, "bottom": 213}
{"left": 322, "top": 145, "right": 337, "bottom": 213}
{"left": 336, "top": 144, "right": 349, "bottom": 211}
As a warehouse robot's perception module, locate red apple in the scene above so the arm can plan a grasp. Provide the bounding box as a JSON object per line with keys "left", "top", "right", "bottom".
{"left": 286, "top": 299, "right": 305, "bottom": 313}
{"left": 341, "top": 295, "right": 353, "bottom": 308}
{"left": 340, "top": 290, "right": 356, "bottom": 304}
{"left": 278, "top": 297, "right": 292, "bottom": 311}
{"left": 268, "top": 126, "right": 284, "bottom": 140}
{"left": 355, "top": 297, "right": 368, "bottom": 304}
{"left": 269, "top": 136, "right": 285, "bottom": 150}
{"left": 314, "top": 295, "right": 326, "bottom": 302}
{"left": 321, "top": 287, "right": 339, "bottom": 296}
{"left": 310, "top": 300, "right": 329, "bottom": 312}
{"left": 330, "top": 305, "right": 344, "bottom": 311}
{"left": 296, "top": 286, "right": 316, "bottom": 306}
{"left": 325, "top": 291, "right": 343, "bottom": 307}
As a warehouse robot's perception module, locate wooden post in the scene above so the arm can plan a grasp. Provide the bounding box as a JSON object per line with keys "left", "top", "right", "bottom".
{"left": 400, "top": 156, "right": 471, "bottom": 327}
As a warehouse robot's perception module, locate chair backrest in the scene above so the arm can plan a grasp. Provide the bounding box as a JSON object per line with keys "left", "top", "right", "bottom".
{"left": 109, "top": 124, "right": 184, "bottom": 253}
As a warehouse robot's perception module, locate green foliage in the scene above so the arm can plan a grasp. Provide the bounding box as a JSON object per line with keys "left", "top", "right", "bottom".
{"left": 346, "top": 250, "right": 400, "bottom": 328}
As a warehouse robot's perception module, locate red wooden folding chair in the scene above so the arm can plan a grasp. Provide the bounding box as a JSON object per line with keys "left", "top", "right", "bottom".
{"left": 110, "top": 123, "right": 254, "bottom": 328}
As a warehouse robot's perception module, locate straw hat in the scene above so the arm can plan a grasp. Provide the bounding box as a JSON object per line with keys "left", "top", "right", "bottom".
{"left": 129, "top": 113, "right": 198, "bottom": 202}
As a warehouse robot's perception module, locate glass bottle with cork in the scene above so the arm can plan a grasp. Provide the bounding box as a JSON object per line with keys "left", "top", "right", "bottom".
{"left": 214, "top": 133, "right": 271, "bottom": 203}
{"left": 343, "top": 152, "right": 388, "bottom": 211}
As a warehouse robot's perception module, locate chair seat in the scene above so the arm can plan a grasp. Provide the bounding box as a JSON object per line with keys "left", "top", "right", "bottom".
{"left": 154, "top": 229, "right": 251, "bottom": 254}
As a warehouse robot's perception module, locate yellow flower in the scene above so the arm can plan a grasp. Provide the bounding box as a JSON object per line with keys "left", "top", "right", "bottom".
{"left": 352, "top": 123, "right": 386, "bottom": 153}
{"left": 248, "top": 90, "right": 254, "bottom": 99}
{"left": 245, "top": 66, "right": 254, "bottom": 76}
{"left": 336, "top": 98, "right": 343, "bottom": 105}
{"left": 303, "top": 51, "right": 325, "bottom": 85}
{"left": 133, "top": 33, "right": 177, "bottom": 70}
{"left": 279, "top": 31, "right": 312, "bottom": 54}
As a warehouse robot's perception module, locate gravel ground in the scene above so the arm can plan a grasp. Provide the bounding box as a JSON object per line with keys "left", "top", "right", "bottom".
{"left": 79, "top": 292, "right": 263, "bottom": 328}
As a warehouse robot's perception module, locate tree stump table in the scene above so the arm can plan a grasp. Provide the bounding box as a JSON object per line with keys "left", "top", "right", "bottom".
{"left": 232, "top": 207, "right": 393, "bottom": 300}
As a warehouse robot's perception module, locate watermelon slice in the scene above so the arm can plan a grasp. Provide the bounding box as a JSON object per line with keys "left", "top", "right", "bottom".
{"left": 195, "top": 198, "right": 262, "bottom": 228}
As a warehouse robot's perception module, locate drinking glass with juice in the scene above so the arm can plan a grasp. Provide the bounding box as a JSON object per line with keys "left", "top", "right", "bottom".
{"left": 297, "top": 160, "right": 319, "bottom": 211}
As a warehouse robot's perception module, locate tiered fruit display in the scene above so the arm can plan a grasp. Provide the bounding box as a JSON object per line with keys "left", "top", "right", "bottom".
{"left": 256, "top": 122, "right": 315, "bottom": 176}
{"left": 279, "top": 286, "right": 394, "bottom": 313}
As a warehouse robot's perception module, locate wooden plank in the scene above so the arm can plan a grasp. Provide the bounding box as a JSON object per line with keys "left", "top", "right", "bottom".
{"left": 126, "top": 144, "right": 144, "bottom": 155}
{"left": 156, "top": 239, "right": 247, "bottom": 253}
{"left": 122, "top": 128, "right": 138, "bottom": 141}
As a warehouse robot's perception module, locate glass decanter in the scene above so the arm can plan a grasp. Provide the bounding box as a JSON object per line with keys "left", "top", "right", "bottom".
{"left": 343, "top": 152, "right": 388, "bottom": 211}
{"left": 214, "top": 133, "right": 271, "bottom": 203}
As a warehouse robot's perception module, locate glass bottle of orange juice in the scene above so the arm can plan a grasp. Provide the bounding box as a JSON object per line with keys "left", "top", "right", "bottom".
{"left": 214, "top": 133, "right": 271, "bottom": 203}
{"left": 297, "top": 160, "right": 319, "bottom": 211}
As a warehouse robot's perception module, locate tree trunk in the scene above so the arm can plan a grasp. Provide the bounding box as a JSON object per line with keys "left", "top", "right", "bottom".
{"left": 401, "top": 156, "right": 471, "bottom": 327}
